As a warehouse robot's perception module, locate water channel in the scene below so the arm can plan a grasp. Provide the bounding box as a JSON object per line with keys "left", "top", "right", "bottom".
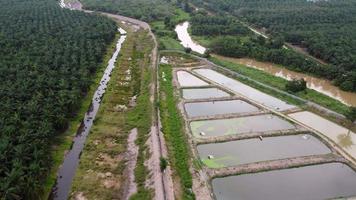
{"left": 50, "top": 31, "right": 127, "bottom": 200}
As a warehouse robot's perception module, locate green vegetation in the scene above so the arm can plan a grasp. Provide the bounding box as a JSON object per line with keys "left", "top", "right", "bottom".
{"left": 151, "top": 8, "right": 190, "bottom": 51}
{"left": 70, "top": 27, "right": 154, "bottom": 199}
{"left": 160, "top": 157, "right": 168, "bottom": 172}
{"left": 81, "top": 0, "right": 174, "bottom": 21}
{"left": 210, "top": 57, "right": 351, "bottom": 115}
{"left": 191, "top": 0, "right": 356, "bottom": 91}
{"left": 0, "top": 0, "right": 116, "bottom": 198}
{"left": 159, "top": 64, "right": 194, "bottom": 200}
{"left": 285, "top": 79, "right": 307, "bottom": 93}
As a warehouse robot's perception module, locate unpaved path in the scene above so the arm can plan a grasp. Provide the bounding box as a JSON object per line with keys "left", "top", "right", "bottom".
{"left": 122, "top": 128, "right": 139, "bottom": 200}
{"left": 61, "top": 1, "right": 175, "bottom": 199}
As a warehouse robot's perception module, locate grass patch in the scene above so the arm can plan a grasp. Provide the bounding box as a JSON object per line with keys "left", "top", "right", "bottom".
{"left": 209, "top": 56, "right": 351, "bottom": 116}
{"left": 159, "top": 64, "right": 195, "bottom": 200}
{"left": 42, "top": 32, "right": 121, "bottom": 199}
{"left": 69, "top": 27, "right": 154, "bottom": 199}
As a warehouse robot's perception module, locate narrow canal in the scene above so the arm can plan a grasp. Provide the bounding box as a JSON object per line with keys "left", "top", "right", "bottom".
{"left": 50, "top": 29, "right": 127, "bottom": 200}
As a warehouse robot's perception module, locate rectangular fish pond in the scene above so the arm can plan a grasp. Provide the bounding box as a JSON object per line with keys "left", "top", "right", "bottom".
{"left": 176, "top": 70, "right": 209, "bottom": 87}
{"left": 198, "top": 134, "right": 330, "bottom": 168}
{"left": 182, "top": 87, "right": 230, "bottom": 100}
{"left": 190, "top": 114, "right": 295, "bottom": 138}
{"left": 184, "top": 100, "right": 260, "bottom": 118}
{"left": 193, "top": 68, "right": 295, "bottom": 111}
{"left": 212, "top": 162, "right": 356, "bottom": 200}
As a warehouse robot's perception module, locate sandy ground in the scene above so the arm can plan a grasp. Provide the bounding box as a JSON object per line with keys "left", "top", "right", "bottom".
{"left": 122, "top": 128, "right": 139, "bottom": 200}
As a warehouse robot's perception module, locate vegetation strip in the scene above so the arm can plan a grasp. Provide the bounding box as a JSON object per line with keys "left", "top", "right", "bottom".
{"left": 70, "top": 26, "right": 154, "bottom": 199}
{"left": 159, "top": 64, "right": 195, "bottom": 200}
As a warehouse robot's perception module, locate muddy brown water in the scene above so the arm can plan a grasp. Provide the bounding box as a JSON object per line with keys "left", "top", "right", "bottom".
{"left": 212, "top": 162, "right": 356, "bottom": 200}
{"left": 193, "top": 68, "right": 295, "bottom": 111}
{"left": 184, "top": 100, "right": 260, "bottom": 118}
{"left": 176, "top": 70, "right": 209, "bottom": 87}
{"left": 190, "top": 114, "right": 295, "bottom": 138}
{"left": 182, "top": 88, "right": 230, "bottom": 99}
{"left": 214, "top": 55, "right": 356, "bottom": 106}
{"left": 50, "top": 34, "right": 127, "bottom": 200}
{"left": 197, "top": 134, "right": 331, "bottom": 168}
{"left": 175, "top": 21, "right": 206, "bottom": 54}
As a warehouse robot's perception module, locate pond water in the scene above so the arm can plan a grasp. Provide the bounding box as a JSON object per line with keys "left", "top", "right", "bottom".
{"left": 198, "top": 134, "right": 330, "bottom": 168}
{"left": 193, "top": 68, "right": 295, "bottom": 111}
{"left": 182, "top": 87, "right": 230, "bottom": 99}
{"left": 190, "top": 114, "right": 295, "bottom": 138}
{"left": 214, "top": 55, "right": 356, "bottom": 106}
{"left": 175, "top": 21, "right": 206, "bottom": 54}
{"left": 176, "top": 70, "right": 209, "bottom": 87}
{"left": 212, "top": 162, "right": 356, "bottom": 200}
{"left": 184, "top": 100, "right": 260, "bottom": 118}
{"left": 289, "top": 111, "right": 356, "bottom": 158}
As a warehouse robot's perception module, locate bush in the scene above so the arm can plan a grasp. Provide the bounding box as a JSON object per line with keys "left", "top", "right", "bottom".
{"left": 285, "top": 78, "right": 307, "bottom": 92}
{"left": 346, "top": 107, "right": 356, "bottom": 122}
{"left": 185, "top": 47, "right": 192, "bottom": 53}
{"left": 160, "top": 157, "right": 168, "bottom": 172}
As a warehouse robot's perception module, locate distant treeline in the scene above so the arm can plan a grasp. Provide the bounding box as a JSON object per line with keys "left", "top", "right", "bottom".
{"left": 190, "top": 0, "right": 356, "bottom": 92}
{"left": 0, "top": 0, "right": 116, "bottom": 198}
{"left": 80, "top": 0, "right": 177, "bottom": 21}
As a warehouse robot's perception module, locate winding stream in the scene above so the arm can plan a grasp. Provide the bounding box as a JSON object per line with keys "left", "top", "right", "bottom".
{"left": 175, "top": 21, "right": 356, "bottom": 106}
{"left": 175, "top": 21, "right": 206, "bottom": 54}
{"left": 50, "top": 31, "right": 126, "bottom": 200}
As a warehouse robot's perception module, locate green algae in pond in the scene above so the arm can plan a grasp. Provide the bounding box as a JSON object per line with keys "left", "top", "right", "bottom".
{"left": 190, "top": 114, "right": 295, "bottom": 138}
{"left": 201, "top": 156, "right": 237, "bottom": 168}
{"left": 198, "top": 134, "right": 330, "bottom": 168}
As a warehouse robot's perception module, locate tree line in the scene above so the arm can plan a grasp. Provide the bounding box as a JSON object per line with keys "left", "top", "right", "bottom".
{"left": 190, "top": 0, "right": 356, "bottom": 92}
{"left": 0, "top": 0, "right": 116, "bottom": 198}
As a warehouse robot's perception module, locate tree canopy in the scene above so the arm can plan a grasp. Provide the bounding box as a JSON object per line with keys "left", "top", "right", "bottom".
{"left": 191, "top": 0, "right": 356, "bottom": 92}
{"left": 0, "top": 0, "right": 116, "bottom": 198}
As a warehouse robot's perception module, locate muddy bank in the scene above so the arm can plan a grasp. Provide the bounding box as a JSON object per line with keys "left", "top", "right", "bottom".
{"left": 214, "top": 55, "right": 356, "bottom": 106}
{"left": 50, "top": 33, "right": 127, "bottom": 200}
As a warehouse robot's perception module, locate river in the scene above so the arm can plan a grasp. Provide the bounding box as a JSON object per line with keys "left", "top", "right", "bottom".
{"left": 174, "top": 21, "right": 356, "bottom": 106}
{"left": 214, "top": 55, "right": 356, "bottom": 106}
{"left": 175, "top": 21, "right": 206, "bottom": 54}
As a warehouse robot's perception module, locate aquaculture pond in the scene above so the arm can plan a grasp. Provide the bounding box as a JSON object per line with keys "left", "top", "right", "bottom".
{"left": 212, "top": 163, "right": 356, "bottom": 200}
{"left": 176, "top": 70, "right": 209, "bottom": 87}
{"left": 289, "top": 111, "right": 356, "bottom": 158}
{"left": 198, "top": 134, "right": 330, "bottom": 168}
{"left": 182, "top": 87, "right": 230, "bottom": 99}
{"left": 184, "top": 100, "right": 260, "bottom": 118}
{"left": 190, "top": 114, "right": 295, "bottom": 138}
{"left": 193, "top": 68, "right": 295, "bottom": 111}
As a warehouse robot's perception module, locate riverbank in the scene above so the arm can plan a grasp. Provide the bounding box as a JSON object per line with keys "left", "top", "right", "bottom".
{"left": 42, "top": 31, "right": 121, "bottom": 199}
{"left": 69, "top": 23, "right": 154, "bottom": 199}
